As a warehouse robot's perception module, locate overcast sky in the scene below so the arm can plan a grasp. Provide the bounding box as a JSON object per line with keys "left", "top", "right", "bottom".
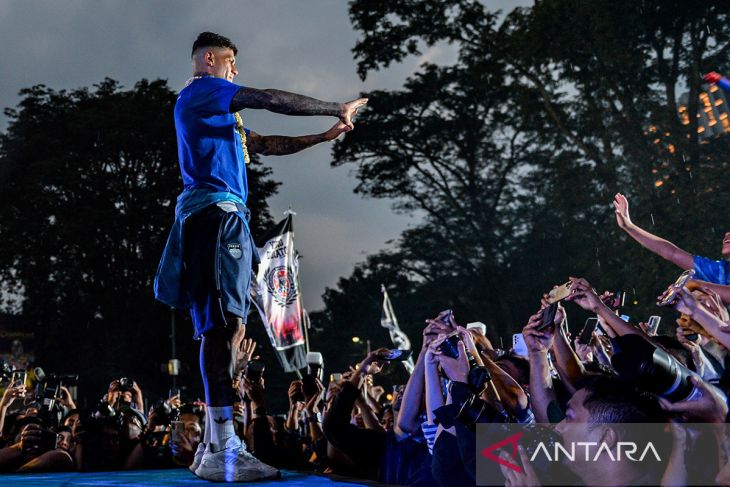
{"left": 0, "top": 0, "right": 527, "bottom": 310}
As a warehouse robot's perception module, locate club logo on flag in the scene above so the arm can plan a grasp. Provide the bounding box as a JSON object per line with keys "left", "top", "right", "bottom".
{"left": 264, "top": 265, "right": 298, "bottom": 306}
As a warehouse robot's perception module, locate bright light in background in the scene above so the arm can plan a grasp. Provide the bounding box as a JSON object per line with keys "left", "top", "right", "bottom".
{"left": 351, "top": 336, "right": 360, "bottom": 343}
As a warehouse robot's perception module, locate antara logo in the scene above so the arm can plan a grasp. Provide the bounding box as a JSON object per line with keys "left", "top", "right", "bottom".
{"left": 481, "top": 432, "right": 662, "bottom": 471}
{"left": 481, "top": 432, "right": 524, "bottom": 473}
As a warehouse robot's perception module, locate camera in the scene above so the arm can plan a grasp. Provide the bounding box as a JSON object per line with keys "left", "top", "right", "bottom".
{"left": 611, "top": 334, "right": 701, "bottom": 402}
{"left": 118, "top": 377, "right": 134, "bottom": 392}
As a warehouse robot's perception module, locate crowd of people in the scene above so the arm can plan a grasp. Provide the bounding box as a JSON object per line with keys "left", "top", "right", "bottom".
{"left": 1, "top": 193, "right": 730, "bottom": 486}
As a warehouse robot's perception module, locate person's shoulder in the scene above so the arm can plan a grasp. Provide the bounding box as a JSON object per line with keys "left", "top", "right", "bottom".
{"left": 196, "top": 76, "right": 241, "bottom": 90}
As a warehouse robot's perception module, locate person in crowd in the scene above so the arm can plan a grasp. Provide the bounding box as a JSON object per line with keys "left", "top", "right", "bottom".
{"left": 614, "top": 193, "right": 730, "bottom": 284}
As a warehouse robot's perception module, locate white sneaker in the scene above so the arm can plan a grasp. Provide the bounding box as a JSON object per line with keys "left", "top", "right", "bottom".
{"left": 189, "top": 442, "right": 206, "bottom": 474}
{"left": 194, "top": 435, "right": 280, "bottom": 482}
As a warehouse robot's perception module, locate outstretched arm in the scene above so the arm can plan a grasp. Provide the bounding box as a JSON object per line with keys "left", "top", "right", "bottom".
{"left": 246, "top": 121, "right": 350, "bottom": 156}
{"left": 614, "top": 193, "right": 694, "bottom": 269}
{"left": 230, "top": 87, "right": 367, "bottom": 127}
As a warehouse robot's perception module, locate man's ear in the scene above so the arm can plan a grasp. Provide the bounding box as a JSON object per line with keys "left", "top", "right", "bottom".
{"left": 600, "top": 425, "right": 618, "bottom": 449}
{"left": 204, "top": 50, "right": 215, "bottom": 66}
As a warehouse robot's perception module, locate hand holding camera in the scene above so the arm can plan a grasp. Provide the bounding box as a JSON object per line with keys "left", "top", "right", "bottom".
{"left": 564, "top": 277, "right": 604, "bottom": 313}
{"left": 428, "top": 335, "right": 469, "bottom": 383}
{"left": 19, "top": 422, "right": 56, "bottom": 458}
{"left": 304, "top": 377, "right": 324, "bottom": 414}
{"left": 1, "top": 383, "right": 26, "bottom": 409}
{"left": 658, "top": 375, "right": 728, "bottom": 423}
{"left": 242, "top": 376, "right": 265, "bottom": 407}
{"left": 522, "top": 310, "right": 555, "bottom": 354}
{"left": 658, "top": 285, "right": 700, "bottom": 317}
{"left": 288, "top": 380, "right": 304, "bottom": 408}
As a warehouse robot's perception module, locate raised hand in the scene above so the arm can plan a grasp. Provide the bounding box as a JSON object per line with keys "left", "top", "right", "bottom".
{"left": 324, "top": 120, "right": 352, "bottom": 141}
{"left": 429, "top": 337, "right": 469, "bottom": 383}
{"left": 522, "top": 311, "right": 555, "bottom": 353}
{"left": 613, "top": 193, "right": 632, "bottom": 230}
{"left": 565, "top": 277, "right": 604, "bottom": 313}
{"left": 287, "top": 380, "right": 303, "bottom": 408}
{"left": 658, "top": 376, "right": 728, "bottom": 423}
{"left": 304, "top": 378, "right": 325, "bottom": 414}
{"left": 234, "top": 338, "right": 258, "bottom": 377}
{"left": 1, "top": 384, "right": 26, "bottom": 409}
{"left": 340, "top": 98, "right": 368, "bottom": 129}
{"left": 659, "top": 287, "right": 701, "bottom": 317}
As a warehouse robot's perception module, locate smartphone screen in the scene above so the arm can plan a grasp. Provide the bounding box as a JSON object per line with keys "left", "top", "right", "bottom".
{"left": 383, "top": 349, "right": 412, "bottom": 361}
{"left": 512, "top": 334, "right": 528, "bottom": 357}
{"left": 579, "top": 318, "right": 599, "bottom": 345}
{"left": 647, "top": 316, "right": 661, "bottom": 335}
{"left": 547, "top": 282, "right": 572, "bottom": 304}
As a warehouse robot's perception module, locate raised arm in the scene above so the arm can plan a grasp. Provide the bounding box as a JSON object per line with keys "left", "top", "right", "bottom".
{"left": 523, "top": 311, "right": 558, "bottom": 424}
{"left": 688, "top": 280, "right": 730, "bottom": 305}
{"left": 246, "top": 121, "right": 350, "bottom": 156}
{"left": 230, "top": 87, "right": 367, "bottom": 127}
{"left": 614, "top": 193, "right": 693, "bottom": 269}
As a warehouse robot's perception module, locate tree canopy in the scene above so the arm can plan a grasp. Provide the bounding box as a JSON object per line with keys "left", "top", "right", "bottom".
{"left": 0, "top": 78, "right": 279, "bottom": 399}
{"left": 310, "top": 0, "right": 730, "bottom": 370}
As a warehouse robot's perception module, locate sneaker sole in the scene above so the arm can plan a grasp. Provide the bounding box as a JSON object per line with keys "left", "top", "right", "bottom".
{"left": 195, "top": 464, "right": 280, "bottom": 482}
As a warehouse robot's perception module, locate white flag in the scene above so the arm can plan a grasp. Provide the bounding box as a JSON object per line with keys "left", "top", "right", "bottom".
{"left": 381, "top": 285, "right": 415, "bottom": 374}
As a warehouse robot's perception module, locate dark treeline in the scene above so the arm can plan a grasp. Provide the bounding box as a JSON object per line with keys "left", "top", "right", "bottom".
{"left": 0, "top": 79, "right": 280, "bottom": 405}
{"left": 2, "top": 1, "right": 730, "bottom": 408}
{"left": 308, "top": 0, "right": 730, "bottom": 375}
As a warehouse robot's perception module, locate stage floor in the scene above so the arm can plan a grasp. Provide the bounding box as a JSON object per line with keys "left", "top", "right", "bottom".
{"left": 0, "top": 468, "right": 372, "bottom": 486}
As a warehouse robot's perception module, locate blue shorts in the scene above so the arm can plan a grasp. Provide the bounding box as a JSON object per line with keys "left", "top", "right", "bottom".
{"left": 182, "top": 203, "right": 257, "bottom": 339}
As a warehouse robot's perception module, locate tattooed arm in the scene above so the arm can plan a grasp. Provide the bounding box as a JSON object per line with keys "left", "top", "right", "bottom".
{"left": 230, "top": 87, "right": 367, "bottom": 128}
{"left": 246, "top": 121, "right": 351, "bottom": 156}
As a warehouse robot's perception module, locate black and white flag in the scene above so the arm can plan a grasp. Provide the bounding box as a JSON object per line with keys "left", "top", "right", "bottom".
{"left": 251, "top": 214, "right": 306, "bottom": 372}
{"left": 381, "top": 284, "right": 415, "bottom": 374}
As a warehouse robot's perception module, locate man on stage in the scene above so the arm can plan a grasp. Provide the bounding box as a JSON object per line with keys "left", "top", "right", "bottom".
{"left": 154, "top": 32, "right": 366, "bottom": 482}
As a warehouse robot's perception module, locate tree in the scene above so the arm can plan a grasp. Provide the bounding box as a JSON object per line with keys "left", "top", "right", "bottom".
{"left": 0, "top": 79, "right": 279, "bottom": 399}
{"left": 316, "top": 0, "right": 730, "bottom": 348}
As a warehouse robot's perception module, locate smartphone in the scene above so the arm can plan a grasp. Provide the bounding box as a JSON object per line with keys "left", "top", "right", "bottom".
{"left": 11, "top": 371, "right": 26, "bottom": 389}
{"left": 579, "top": 318, "right": 599, "bottom": 345}
{"left": 537, "top": 303, "right": 558, "bottom": 331}
{"left": 330, "top": 373, "right": 343, "bottom": 383}
{"left": 547, "top": 282, "right": 572, "bottom": 304}
{"left": 604, "top": 291, "right": 626, "bottom": 311}
{"left": 170, "top": 420, "right": 184, "bottom": 443}
{"left": 685, "top": 332, "right": 700, "bottom": 342}
{"left": 40, "top": 429, "right": 60, "bottom": 451}
{"left": 382, "top": 349, "right": 412, "bottom": 361}
{"left": 658, "top": 269, "right": 696, "bottom": 306}
{"left": 512, "top": 334, "right": 529, "bottom": 357}
{"left": 620, "top": 314, "right": 630, "bottom": 322}
{"left": 437, "top": 332, "right": 461, "bottom": 359}
{"left": 646, "top": 316, "right": 661, "bottom": 335}
{"left": 245, "top": 360, "right": 265, "bottom": 382}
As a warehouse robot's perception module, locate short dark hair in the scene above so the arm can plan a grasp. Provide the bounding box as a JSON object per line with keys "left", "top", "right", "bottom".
{"left": 192, "top": 32, "right": 238, "bottom": 57}
{"left": 579, "top": 375, "right": 666, "bottom": 423}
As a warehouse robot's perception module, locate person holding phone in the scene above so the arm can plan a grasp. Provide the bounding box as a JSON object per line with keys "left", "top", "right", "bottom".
{"left": 614, "top": 193, "right": 730, "bottom": 285}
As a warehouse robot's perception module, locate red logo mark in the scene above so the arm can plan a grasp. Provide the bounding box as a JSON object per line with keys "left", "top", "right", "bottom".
{"left": 481, "top": 432, "right": 524, "bottom": 473}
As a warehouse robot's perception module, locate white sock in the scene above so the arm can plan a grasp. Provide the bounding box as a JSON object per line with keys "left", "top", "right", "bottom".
{"left": 208, "top": 406, "right": 235, "bottom": 452}
{"left": 203, "top": 407, "right": 211, "bottom": 445}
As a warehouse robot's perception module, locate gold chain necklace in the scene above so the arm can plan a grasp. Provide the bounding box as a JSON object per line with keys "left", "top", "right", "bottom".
{"left": 233, "top": 112, "right": 251, "bottom": 164}
{"left": 184, "top": 75, "right": 250, "bottom": 164}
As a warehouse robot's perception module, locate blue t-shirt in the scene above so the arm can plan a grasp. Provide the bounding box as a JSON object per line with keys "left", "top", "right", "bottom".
{"left": 174, "top": 76, "right": 250, "bottom": 201}
{"left": 694, "top": 255, "right": 730, "bottom": 285}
